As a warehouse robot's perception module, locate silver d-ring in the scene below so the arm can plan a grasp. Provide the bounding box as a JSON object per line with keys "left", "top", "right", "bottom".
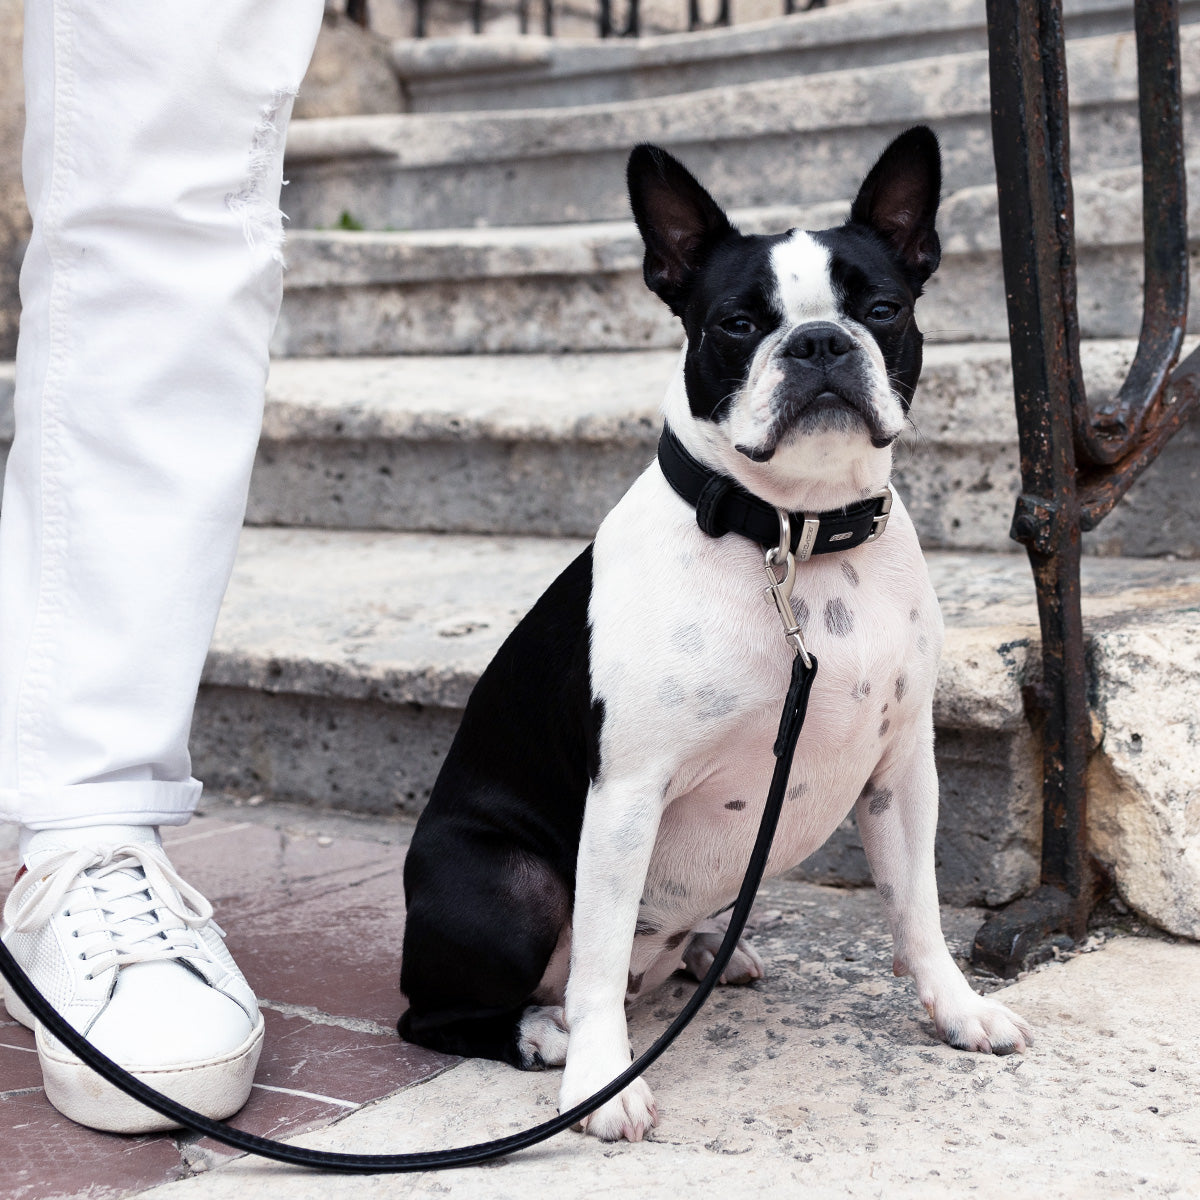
{"left": 771, "top": 507, "right": 791, "bottom": 566}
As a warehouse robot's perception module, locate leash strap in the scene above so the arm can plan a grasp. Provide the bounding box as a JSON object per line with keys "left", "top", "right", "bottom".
{"left": 0, "top": 654, "right": 818, "bottom": 1173}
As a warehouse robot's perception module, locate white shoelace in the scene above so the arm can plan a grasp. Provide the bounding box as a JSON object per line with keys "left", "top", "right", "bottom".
{"left": 4, "top": 844, "right": 220, "bottom": 979}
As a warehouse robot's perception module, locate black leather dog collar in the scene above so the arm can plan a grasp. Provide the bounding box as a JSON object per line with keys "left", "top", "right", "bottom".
{"left": 656, "top": 426, "right": 893, "bottom": 558}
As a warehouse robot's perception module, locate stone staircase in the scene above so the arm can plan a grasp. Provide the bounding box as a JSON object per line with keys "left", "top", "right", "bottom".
{"left": 1, "top": 0, "right": 1198, "bottom": 935}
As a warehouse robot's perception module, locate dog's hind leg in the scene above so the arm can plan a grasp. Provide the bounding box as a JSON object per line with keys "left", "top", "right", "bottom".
{"left": 680, "top": 910, "right": 766, "bottom": 986}
{"left": 399, "top": 845, "right": 571, "bottom": 1070}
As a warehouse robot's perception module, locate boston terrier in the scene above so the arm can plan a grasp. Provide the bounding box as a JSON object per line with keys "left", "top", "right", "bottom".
{"left": 398, "top": 126, "right": 1032, "bottom": 1143}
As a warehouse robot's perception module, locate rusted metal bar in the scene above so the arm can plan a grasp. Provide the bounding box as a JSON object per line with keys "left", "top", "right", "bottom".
{"left": 973, "top": 0, "right": 1192, "bottom": 976}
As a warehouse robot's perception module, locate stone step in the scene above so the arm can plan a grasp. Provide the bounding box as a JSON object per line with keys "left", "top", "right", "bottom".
{"left": 282, "top": 23, "right": 1200, "bottom": 231}
{"left": 3, "top": 338, "right": 1194, "bottom": 558}
{"left": 244, "top": 341, "right": 1199, "bottom": 558}
{"left": 4, "top": 340, "right": 1196, "bottom": 560}
{"left": 272, "top": 162, "right": 1200, "bottom": 357}
{"left": 193, "top": 526, "right": 1200, "bottom": 930}
{"left": 391, "top": 0, "right": 1200, "bottom": 114}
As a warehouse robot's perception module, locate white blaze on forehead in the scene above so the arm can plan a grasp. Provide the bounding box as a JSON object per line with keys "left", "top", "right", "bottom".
{"left": 770, "top": 231, "right": 840, "bottom": 324}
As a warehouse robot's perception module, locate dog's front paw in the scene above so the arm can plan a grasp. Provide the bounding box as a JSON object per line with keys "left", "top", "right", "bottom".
{"left": 683, "top": 929, "right": 765, "bottom": 985}
{"left": 927, "top": 991, "right": 1034, "bottom": 1056}
{"left": 559, "top": 1068, "right": 658, "bottom": 1142}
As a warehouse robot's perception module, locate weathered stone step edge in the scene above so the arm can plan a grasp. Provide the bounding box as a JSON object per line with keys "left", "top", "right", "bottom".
{"left": 291, "top": 25, "right": 1191, "bottom": 171}
{"left": 255, "top": 341, "right": 1142, "bottom": 448}
{"left": 390, "top": 0, "right": 1198, "bottom": 113}
{"left": 280, "top": 163, "right": 1200, "bottom": 289}
{"left": 13, "top": 344, "right": 1200, "bottom": 560}
{"left": 272, "top": 166, "right": 1200, "bottom": 354}
{"left": 202, "top": 527, "right": 1200, "bottom": 730}
{"left": 0, "top": 338, "right": 1167, "bottom": 451}
{"left": 284, "top": 26, "right": 1200, "bottom": 230}
{"left": 244, "top": 341, "right": 1200, "bottom": 558}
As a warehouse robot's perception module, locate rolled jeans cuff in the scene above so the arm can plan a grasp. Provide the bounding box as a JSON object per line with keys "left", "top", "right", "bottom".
{"left": 0, "top": 780, "right": 203, "bottom": 831}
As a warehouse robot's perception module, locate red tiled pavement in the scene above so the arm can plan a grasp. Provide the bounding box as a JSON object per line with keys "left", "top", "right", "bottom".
{"left": 0, "top": 1018, "right": 42, "bottom": 1092}
{"left": 163, "top": 817, "right": 415, "bottom": 1027}
{"left": 0, "top": 808, "right": 457, "bottom": 1200}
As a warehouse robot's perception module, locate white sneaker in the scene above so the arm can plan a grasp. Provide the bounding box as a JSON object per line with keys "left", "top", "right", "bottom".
{"left": 1, "top": 825, "right": 264, "bottom": 1133}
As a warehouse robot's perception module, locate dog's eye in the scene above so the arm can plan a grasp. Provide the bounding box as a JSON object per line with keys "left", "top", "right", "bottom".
{"left": 868, "top": 302, "right": 900, "bottom": 322}
{"left": 717, "top": 315, "right": 758, "bottom": 336}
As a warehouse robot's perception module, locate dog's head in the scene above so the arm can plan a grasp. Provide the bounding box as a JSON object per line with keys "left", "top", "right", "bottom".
{"left": 628, "top": 127, "right": 941, "bottom": 512}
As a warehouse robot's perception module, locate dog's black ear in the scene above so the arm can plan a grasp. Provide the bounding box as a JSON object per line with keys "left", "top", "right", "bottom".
{"left": 627, "top": 144, "right": 735, "bottom": 317}
{"left": 849, "top": 126, "right": 942, "bottom": 286}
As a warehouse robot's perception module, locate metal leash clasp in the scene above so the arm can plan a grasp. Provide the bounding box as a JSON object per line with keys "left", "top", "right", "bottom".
{"left": 762, "top": 508, "right": 813, "bottom": 668}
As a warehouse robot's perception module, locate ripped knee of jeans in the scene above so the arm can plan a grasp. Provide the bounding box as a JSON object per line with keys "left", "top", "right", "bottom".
{"left": 225, "top": 88, "right": 298, "bottom": 264}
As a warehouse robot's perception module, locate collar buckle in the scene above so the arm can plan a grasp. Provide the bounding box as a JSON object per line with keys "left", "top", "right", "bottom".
{"left": 864, "top": 484, "right": 895, "bottom": 544}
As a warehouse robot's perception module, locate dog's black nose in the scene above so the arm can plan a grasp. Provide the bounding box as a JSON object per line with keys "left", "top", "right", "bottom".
{"left": 781, "top": 323, "right": 853, "bottom": 361}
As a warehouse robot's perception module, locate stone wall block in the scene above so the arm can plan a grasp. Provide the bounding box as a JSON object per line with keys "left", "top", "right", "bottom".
{"left": 1088, "top": 613, "right": 1200, "bottom": 939}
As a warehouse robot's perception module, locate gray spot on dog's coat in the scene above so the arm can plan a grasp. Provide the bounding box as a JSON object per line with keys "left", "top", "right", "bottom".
{"left": 665, "top": 931, "right": 688, "bottom": 951}
{"left": 725, "top": 799, "right": 747, "bottom": 811}
{"left": 879, "top": 719, "right": 891, "bottom": 737}
{"left": 878, "top": 883, "right": 895, "bottom": 904}
{"left": 658, "top": 677, "right": 686, "bottom": 707}
{"left": 909, "top": 607, "right": 920, "bottom": 623}
{"left": 852, "top": 680, "right": 871, "bottom": 701}
{"left": 627, "top": 970, "right": 645, "bottom": 995}
{"left": 790, "top": 596, "right": 810, "bottom": 631}
{"left": 841, "top": 560, "right": 860, "bottom": 587}
{"left": 825, "top": 597, "right": 854, "bottom": 637}
{"left": 867, "top": 784, "right": 894, "bottom": 815}
{"left": 672, "top": 623, "right": 704, "bottom": 654}
{"left": 697, "top": 686, "right": 738, "bottom": 720}
{"left": 787, "top": 781, "right": 808, "bottom": 801}
{"left": 895, "top": 675, "right": 908, "bottom": 702}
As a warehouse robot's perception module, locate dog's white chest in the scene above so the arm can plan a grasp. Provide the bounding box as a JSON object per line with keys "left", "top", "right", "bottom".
{"left": 588, "top": 465, "right": 942, "bottom": 932}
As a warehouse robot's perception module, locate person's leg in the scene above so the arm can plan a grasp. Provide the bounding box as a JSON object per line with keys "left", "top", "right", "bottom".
{"left": 0, "top": 0, "right": 324, "bottom": 1132}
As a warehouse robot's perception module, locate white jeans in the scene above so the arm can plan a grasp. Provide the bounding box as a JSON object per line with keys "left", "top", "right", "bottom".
{"left": 0, "top": 1, "right": 324, "bottom": 831}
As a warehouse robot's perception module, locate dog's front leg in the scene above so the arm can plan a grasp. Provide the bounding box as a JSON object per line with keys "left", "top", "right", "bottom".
{"left": 857, "top": 726, "right": 1034, "bottom": 1055}
{"left": 560, "top": 774, "right": 665, "bottom": 1142}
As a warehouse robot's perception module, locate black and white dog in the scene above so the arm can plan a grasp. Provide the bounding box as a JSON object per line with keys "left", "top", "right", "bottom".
{"left": 399, "top": 126, "right": 1032, "bottom": 1143}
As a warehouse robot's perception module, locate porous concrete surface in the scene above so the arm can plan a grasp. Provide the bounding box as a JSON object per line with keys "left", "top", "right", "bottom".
{"left": 390, "top": 0, "right": 1194, "bottom": 113}
{"left": 8, "top": 341, "right": 1200, "bottom": 557}
{"left": 244, "top": 339, "right": 1199, "bottom": 556}
{"left": 273, "top": 164, "right": 1200, "bottom": 357}
{"left": 283, "top": 24, "right": 1200, "bottom": 231}
{"left": 123, "top": 839, "right": 1200, "bottom": 1200}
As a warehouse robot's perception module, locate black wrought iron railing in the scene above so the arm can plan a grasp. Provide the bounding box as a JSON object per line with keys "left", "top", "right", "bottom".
{"left": 972, "top": 0, "right": 1197, "bottom": 976}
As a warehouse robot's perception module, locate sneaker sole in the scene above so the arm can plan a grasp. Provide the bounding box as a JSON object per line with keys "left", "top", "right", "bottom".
{"left": 4, "top": 978, "right": 265, "bottom": 1134}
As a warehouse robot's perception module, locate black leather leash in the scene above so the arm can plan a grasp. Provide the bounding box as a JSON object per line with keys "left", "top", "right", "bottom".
{"left": 0, "top": 652, "right": 818, "bottom": 1172}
